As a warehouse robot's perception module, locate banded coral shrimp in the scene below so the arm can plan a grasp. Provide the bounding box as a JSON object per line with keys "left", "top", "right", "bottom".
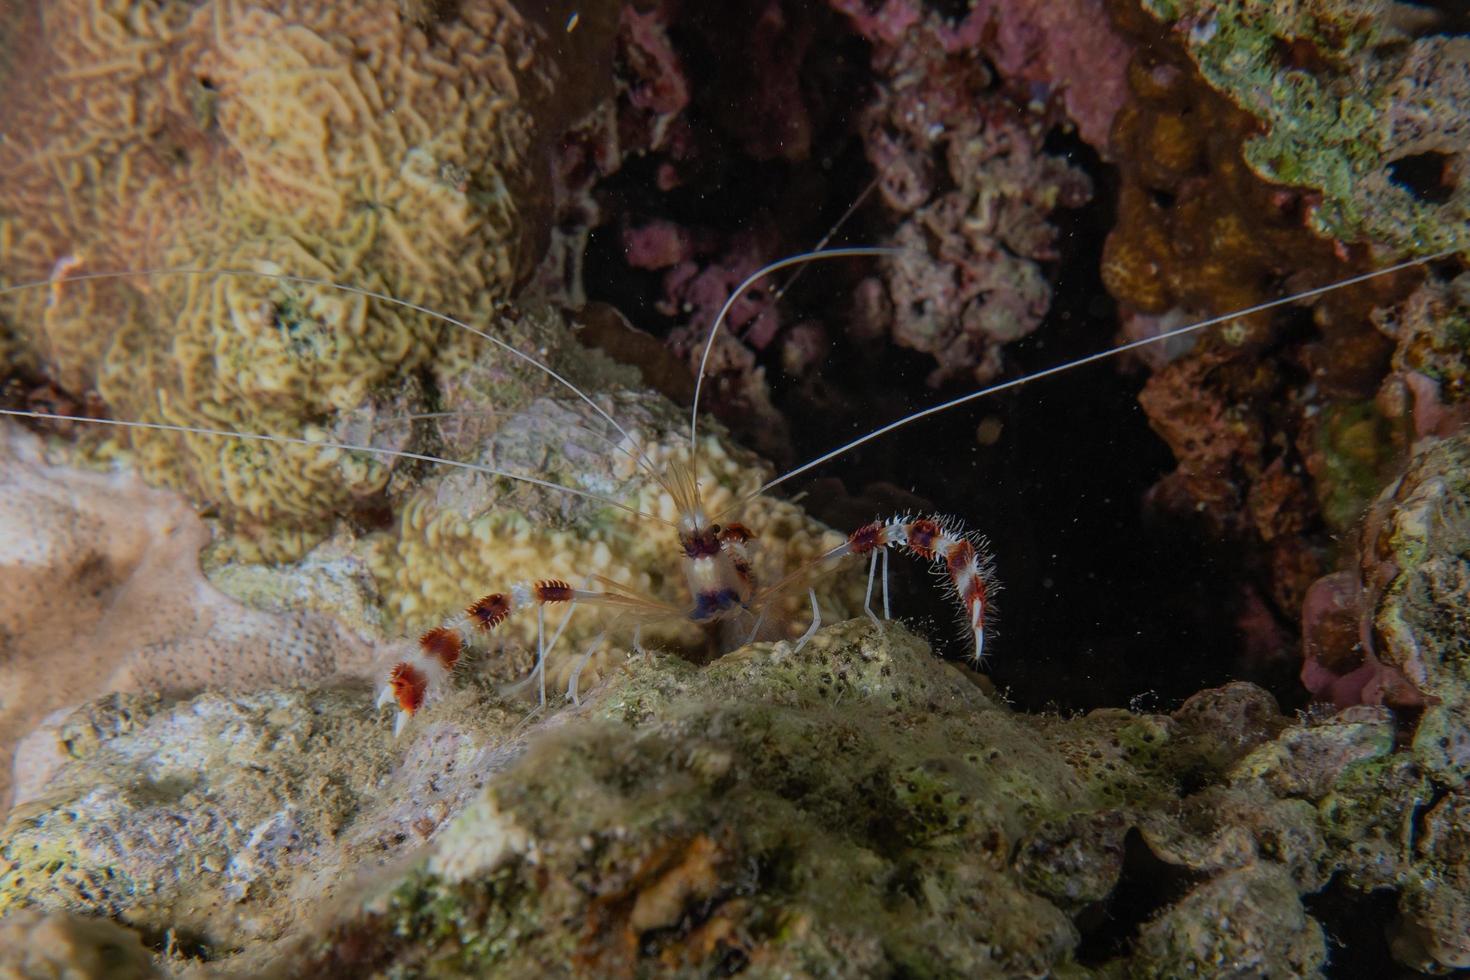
{"left": 0, "top": 243, "right": 1458, "bottom": 739}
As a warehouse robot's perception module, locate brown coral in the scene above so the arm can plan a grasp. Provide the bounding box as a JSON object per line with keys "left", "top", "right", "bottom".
{"left": 0, "top": 0, "right": 615, "bottom": 559}
{"left": 1102, "top": 11, "right": 1459, "bottom": 627}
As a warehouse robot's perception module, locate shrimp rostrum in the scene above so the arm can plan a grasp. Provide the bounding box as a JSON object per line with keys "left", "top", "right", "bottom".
{"left": 0, "top": 246, "right": 1454, "bottom": 735}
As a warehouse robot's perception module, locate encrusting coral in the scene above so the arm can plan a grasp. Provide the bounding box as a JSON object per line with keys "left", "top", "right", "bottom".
{"left": 836, "top": 0, "right": 1095, "bottom": 386}
{"left": 0, "top": 0, "right": 616, "bottom": 559}
{"left": 1099, "top": 0, "right": 1462, "bottom": 621}
{"left": 6, "top": 604, "right": 1469, "bottom": 974}
{"left": 1138, "top": 0, "right": 1470, "bottom": 257}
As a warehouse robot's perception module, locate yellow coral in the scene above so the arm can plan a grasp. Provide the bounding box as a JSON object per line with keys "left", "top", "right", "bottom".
{"left": 0, "top": 0, "right": 612, "bottom": 559}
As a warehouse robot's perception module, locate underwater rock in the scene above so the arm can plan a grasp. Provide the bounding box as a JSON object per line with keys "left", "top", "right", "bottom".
{"left": 1365, "top": 433, "right": 1470, "bottom": 762}
{"left": 1298, "top": 430, "right": 1470, "bottom": 970}
{"left": 1299, "top": 430, "right": 1470, "bottom": 722}
{"left": 1132, "top": 864, "right": 1326, "bottom": 978}
{"left": 837, "top": 0, "right": 1093, "bottom": 386}
{"left": 1099, "top": 1, "right": 1468, "bottom": 630}
{"left": 6, "top": 610, "right": 1470, "bottom": 972}
{"left": 0, "top": 422, "right": 387, "bottom": 809}
{"left": 0, "top": 0, "right": 618, "bottom": 559}
{"left": 1140, "top": 0, "right": 1470, "bottom": 257}
{"left": 969, "top": 0, "right": 1134, "bottom": 152}
{"left": 1373, "top": 271, "right": 1470, "bottom": 440}
{"left": 0, "top": 683, "right": 535, "bottom": 957}
{"left": 0, "top": 909, "right": 157, "bottom": 980}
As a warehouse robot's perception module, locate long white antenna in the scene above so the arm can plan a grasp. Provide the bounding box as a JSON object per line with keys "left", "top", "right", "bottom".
{"left": 687, "top": 246, "right": 901, "bottom": 455}
{"left": 721, "top": 246, "right": 1461, "bottom": 513}
{"left": 0, "top": 408, "right": 675, "bottom": 528}
{"left": 0, "top": 266, "right": 676, "bottom": 496}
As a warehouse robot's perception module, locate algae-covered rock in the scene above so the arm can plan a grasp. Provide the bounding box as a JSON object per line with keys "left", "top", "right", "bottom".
{"left": 1368, "top": 434, "right": 1470, "bottom": 736}
{"left": 0, "top": 682, "right": 546, "bottom": 956}
{"left": 0, "top": 422, "right": 390, "bottom": 810}
{"left": 298, "top": 622, "right": 1102, "bottom": 977}
{"left": 4, "top": 582, "right": 1468, "bottom": 974}
{"left": 1132, "top": 864, "right": 1325, "bottom": 978}
{"left": 1141, "top": 0, "right": 1470, "bottom": 256}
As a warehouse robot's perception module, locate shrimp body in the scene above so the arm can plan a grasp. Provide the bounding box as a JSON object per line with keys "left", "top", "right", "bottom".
{"left": 680, "top": 519, "right": 757, "bottom": 623}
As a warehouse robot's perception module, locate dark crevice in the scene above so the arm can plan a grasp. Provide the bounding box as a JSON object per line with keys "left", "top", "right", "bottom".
{"left": 1387, "top": 151, "right": 1456, "bottom": 205}
{"left": 1074, "top": 829, "right": 1199, "bottom": 966}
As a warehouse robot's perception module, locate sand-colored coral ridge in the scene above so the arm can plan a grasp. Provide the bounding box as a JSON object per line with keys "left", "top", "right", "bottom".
{"left": 0, "top": 0, "right": 615, "bottom": 558}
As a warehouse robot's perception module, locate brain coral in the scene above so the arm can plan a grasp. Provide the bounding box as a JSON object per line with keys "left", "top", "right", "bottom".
{"left": 0, "top": 0, "right": 615, "bottom": 559}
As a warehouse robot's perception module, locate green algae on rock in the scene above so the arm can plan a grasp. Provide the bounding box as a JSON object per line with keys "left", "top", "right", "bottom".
{"left": 5, "top": 584, "right": 1470, "bottom": 973}
{"left": 287, "top": 622, "right": 1460, "bottom": 976}
{"left": 1141, "top": 0, "right": 1470, "bottom": 256}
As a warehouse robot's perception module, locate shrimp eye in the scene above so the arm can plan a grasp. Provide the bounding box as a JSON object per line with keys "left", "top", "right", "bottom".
{"left": 710, "top": 523, "right": 721, "bottom": 533}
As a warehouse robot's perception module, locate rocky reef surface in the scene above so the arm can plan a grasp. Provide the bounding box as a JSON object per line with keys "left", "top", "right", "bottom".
{"left": 1, "top": 0, "right": 1468, "bottom": 976}
{"left": 2, "top": 531, "right": 1468, "bottom": 974}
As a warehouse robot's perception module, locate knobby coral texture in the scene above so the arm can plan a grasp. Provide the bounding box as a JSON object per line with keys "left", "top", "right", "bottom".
{"left": 2, "top": 0, "right": 1470, "bottom": 976}
{"left": 1098, "top": 0, "right": 1470, "bottom": 646}
{"left": 837, "top": 0, "right": 1098, "bottom": 386}
{"left": 4, "top": 618, "right": 1469, "bottom": 974}
{"left": 0, "top": 0, "right": 616, "bottom": 560}
{"left": 562, "top": 0, "right": 1126, "bottom": 453}
{"left": 1141, "top": 0, "right": 1470, "bottom": 256}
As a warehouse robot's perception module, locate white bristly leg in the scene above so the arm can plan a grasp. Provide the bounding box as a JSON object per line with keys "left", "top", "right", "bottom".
{"left": 881, "top": 549, "right": 891, "bottom": 620}
{"left": 544, "top": 600, "right": 577, "bottom": 663}
{"left": 863, "top": 551, "right": 881, "bottom": 628}
{"left": 793, "top": 588, "right": 821, "bottom": 653}
{"left": 567, "top": 633, "right": 606, "bottom": 706}
{"left": 536, "top": 606, "right": 547, "bottom": 707}
{"left": 746, "top": 607, "right": 768, "bottom": 645}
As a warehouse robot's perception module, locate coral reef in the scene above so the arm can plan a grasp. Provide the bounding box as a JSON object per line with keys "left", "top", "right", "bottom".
{"left": 5, "top": 3, "right": 1470, "bottom": 975}
{"left": 1098, "top": 1, "right": 1469, "bottom": 633}
{"left": 0, "top": 688, "right": 406, "bottom": 948}
{"left": 0, "top": 0, "right": 617, "bottom": 559}
{"left": 1302, "top": 431, "right": 1470, "bottom": 715}
{"left": 1139, "top": 0, "right": 1470, "bottom": 257}
{"left": 1373, "top": 270, "right": 1470, "bottom": 440}
{"left": 6, "top": 613, "right": 1469, "bottom": 973}
{"left": 838, "top": 0, "right": 1094, "bottom": 385}
{"left": 970, "top": 0, "right": 1134, "bottom": 152}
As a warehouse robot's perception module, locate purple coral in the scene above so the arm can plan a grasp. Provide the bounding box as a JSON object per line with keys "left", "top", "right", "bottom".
{"left": 834, "top": 0, "right": 1094, "bottom": 384}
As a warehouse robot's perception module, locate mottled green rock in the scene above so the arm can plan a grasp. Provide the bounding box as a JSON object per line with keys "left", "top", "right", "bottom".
{"left": 1142, "top": 0, "right": 1470, "bottom": 256}
{"left": 5, "top": 584, "right": 1469, "bottom": 975}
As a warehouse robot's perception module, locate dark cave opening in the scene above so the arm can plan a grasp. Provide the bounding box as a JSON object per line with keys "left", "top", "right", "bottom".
{"left": 578, "top": 0, "right": 1268, "bottom": 718}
